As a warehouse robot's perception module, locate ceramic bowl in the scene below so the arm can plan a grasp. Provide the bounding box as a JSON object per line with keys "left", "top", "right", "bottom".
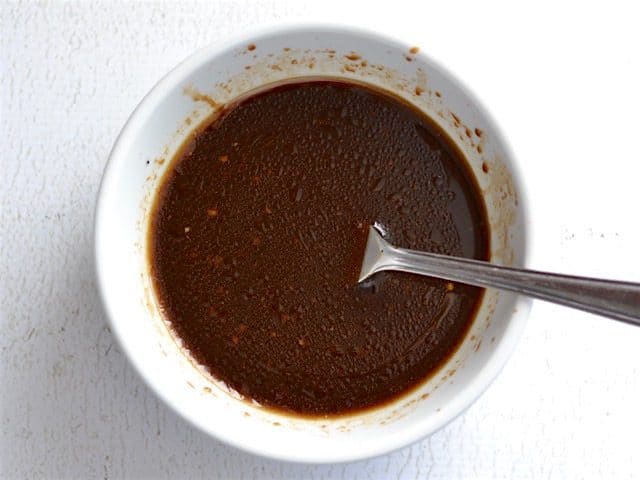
{"left": 95, "top": 24, "right": 531, "bottom": 463}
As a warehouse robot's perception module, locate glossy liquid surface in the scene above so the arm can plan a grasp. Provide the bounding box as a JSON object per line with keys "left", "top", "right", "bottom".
{"left": 150, "top": 81, "right": 489, "bottom": 415}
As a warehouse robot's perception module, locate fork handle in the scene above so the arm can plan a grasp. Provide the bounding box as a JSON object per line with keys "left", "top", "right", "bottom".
{"left": 382, "top": 245, "right": 640, "bottom": 327}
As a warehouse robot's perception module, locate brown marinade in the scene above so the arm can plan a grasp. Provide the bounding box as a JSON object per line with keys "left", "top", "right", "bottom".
{"left": 150, "top": 80, "right": 489, "bottom": 416}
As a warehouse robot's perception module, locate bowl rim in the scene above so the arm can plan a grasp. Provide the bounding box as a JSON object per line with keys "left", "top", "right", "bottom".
{"left": 94, "top": 21, "right": 533, "bottom": 463}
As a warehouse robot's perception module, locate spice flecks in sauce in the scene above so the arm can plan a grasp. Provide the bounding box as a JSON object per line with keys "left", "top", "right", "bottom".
{"left": 150, "top": 80, "right": 488, "bottom": 416}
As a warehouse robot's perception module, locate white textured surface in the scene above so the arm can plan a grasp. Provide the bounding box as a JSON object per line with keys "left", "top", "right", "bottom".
{"left": 1, "top": 1, "right": 640, "bottom": 478}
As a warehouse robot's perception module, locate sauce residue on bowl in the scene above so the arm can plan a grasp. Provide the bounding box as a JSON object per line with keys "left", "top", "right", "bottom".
{"left": 149, "top": 80, "right": 489, "bottom": 416}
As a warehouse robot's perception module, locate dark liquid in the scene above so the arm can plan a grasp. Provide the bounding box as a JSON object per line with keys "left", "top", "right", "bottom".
{"left": 150, "top": 80, "right": 489, "bottom": 416}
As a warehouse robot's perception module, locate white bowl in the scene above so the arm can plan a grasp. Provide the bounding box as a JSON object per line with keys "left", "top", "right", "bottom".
{"left": 95, "top": 24, "right": 531, "bottom": 463}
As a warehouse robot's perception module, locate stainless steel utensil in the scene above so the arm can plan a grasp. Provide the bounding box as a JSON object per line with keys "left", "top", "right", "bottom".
{"left": 359, "top": 225, "right": 640, "bottom": 326}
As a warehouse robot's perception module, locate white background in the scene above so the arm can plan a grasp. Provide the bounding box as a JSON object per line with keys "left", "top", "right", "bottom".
{"left": 2, "top": 1, "right": 640, "bottom": 478}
